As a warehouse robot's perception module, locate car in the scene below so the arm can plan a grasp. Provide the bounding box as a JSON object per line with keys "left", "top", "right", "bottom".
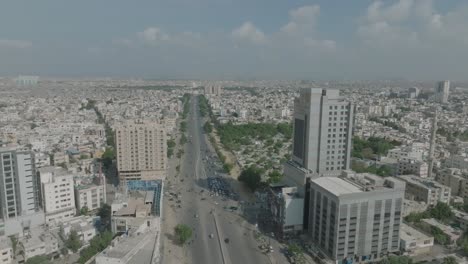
{"left": 209, "top": 233, "right": 214, "bottom": 239}
{"left": 224, "top": 238, "right": 230, "bottom": 243}
{"left": 194, "top": 214, "right": 199, "bottom": 218}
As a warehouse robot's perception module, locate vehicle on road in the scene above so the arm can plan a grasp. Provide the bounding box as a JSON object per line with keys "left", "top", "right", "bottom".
{"left": 224, "top": 238, "right": 230, "bottom": 243}
{"left": 209, "top": 233, "right": 214, "bottom": 239}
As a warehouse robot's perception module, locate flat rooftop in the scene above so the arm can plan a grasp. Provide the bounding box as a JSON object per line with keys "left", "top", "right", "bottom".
{"left": 398, "top": 175, "right": 447, "bottom": 190}
{"left": 313, "top": 177, "right": 362, "bottom": 196}
{"left": 400, "top": 223, "right": 432, "bottom": 241}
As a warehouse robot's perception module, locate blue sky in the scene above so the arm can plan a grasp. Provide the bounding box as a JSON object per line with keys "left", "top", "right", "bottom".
{"left": 1, "top": 0, "right": 467, "bottom": 80}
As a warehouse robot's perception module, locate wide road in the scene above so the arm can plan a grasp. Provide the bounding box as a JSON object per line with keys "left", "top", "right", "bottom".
{"left": 162, "top": 95, "right": 270, "bottom": 264}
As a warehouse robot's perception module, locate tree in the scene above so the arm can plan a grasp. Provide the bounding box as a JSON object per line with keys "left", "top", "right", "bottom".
{"left": 101, "top": 147, "right": 115, "bottom": 170}
{"left": 80, "top": 206, "right": 89, "bottom": 216}
{"left": 98, "top": 204, "right": 111, "bottom": 230}
{"left": 66, "top": 230, "right": 82, "bottom": 252}
{"left": 238, "top": 166, "right": 263, "bottom": 191}
{"left": 430, "top": 202, "right": 453, "bottom": 223}
{"left": 203, "top": 122, "right": 213, "bottom": 133}
{"left": 267, "top": 170, "right": 283, "bottom": 184}
{"left": 379, "top": 256, "right": 413, "bottom": 264}
{"left": 78, "top": 230, "right": 113, "bottom": 264}
{"left": 442, "top": 256, "right": 458, "bottom": 264}
{"left": 174, "top": 224, "right": 192, "bottom": 245}
{"left": 58, "top": 225, "right": 65, "bottom": 241}
{"left": 287, "top": 243, "right": 305, "bottom": 264}
{"left": 9, "top": 235, "right": 18, "bottom": 257}
{"left": 25, "top": 256, "right": 52, "bottom": 264}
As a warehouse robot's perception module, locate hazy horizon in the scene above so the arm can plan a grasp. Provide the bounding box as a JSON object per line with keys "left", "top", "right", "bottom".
{"left": 1, "top": 0, "right": 468, "bottom": 80}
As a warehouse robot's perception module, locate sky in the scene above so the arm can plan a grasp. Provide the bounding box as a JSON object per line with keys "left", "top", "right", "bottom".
{"left": 0, "top": 0, "right": 467, "bottom": 80}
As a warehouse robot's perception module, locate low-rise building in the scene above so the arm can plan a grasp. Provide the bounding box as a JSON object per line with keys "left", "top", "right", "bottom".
{"left": 444, "top": 155, "right": 468, "bottom": 171}
{"left": 267, "top": 185, "right": 304, "bottom": 238}
{"left": 436, "top": 168, "right": 468, "bottom": 199}
{"left": 74, "top": 177, "right": 106, "bottom": 212}
{"left": 61, "top": 215, "right": 98, "bottom": 244}
{"left": 398, "top": 175, "right": 451, "bottom": 206}
{"left": 421, "top": 218, "right": 462, "bottom": 246}
{"left": 397, "top": 158, "right": 428, "bottom": 178}
{"left": 399, "top": 223, "right": 434, "bottom": 256}
{"left": 0, "top": 237, "right": 12, "bottom": 264}
{"left": 18, "top": 226, "right": 59, "bottom": 262}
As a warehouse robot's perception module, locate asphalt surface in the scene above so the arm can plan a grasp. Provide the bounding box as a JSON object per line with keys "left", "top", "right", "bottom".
{"left": 162, "top": 95, "right": 270, "bottom": 264}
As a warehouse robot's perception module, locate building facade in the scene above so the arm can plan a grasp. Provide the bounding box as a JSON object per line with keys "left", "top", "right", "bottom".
{"left": 75, "top": 184, "right": 106, "bottom": 212}
{"left": 309, "top": 172, "right": 405, "bottom": 263}
{"left": 0, "top": 148, "right": 40, "bottom": 219}
{"left": 397, "top": 158, "right": 428, "bottom": 178}
{"left": 436, "top": 80, "right": 450, "bottom": 104}
{"left": 115, "top": 121, "right": 167, "bottom": 182}
{"left": 291, "top": 88, "right": 354, "bottom": 176}
{"left": 38, "top": 167, "right": 76, "bottom": 224}
{"left": 398, "top": 175, "right": 451, "bottom": 206}
{"left": 436, "top": 168, "right": 468, "bottom": 199}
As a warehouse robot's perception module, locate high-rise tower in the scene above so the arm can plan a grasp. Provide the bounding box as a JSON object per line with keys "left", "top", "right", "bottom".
{"left": 0, "top": 148, "right": 40, "bottom": 219}
{"left": 436, "top": 80, "right": 450, "bottom": 104}
{"left": 291, "top": 88, "right": 354, "bottom": 176}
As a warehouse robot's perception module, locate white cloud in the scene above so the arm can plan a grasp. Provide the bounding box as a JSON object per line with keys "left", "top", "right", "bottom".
{"left": 231, "top": 22, "right": 266, "bottom": 44}
{"left": 0, "top": 39, "right": 32, "bottom": 49}
{"left": 112, "top": 38, "right": 133, "bottom": 47}
{"left": 138, "top": 27, "right": 170, "bottom": 44}
{"left": 280, "top": 5, "right": 320, "bottom": 35}
{"left": 358, "top": 0, "right": 468, "bottom": 48}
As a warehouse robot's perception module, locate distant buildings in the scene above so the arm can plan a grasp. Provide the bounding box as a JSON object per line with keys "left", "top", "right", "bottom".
{"left": 436, "top": 80, "right": 450, "bottom": 104}
{"left": 15, "top": 75, "right": 39, "bottom": 86}
{"left": 309, "top": 172, "right": 405, "bottom": 263}
{"left": 115, "top": 121, "right": 167, "bottom": 182}
{"left": 398, "top": 175, "right": 451, "bottom": 206}
{"left": 204, "top": 85, "right": 222, "bottom": 96}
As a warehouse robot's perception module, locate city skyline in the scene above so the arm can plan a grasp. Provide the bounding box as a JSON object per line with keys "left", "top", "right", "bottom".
{"left": 1, "top": 0, "right": 468, "bottom": 80}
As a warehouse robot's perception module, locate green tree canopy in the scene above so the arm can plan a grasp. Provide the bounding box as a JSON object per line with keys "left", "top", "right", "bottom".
{"left": 174, "top": 224, "right": 192, "bottom": 245}
{"left": 238, "top": 166, "right": 263, "bottom": 191}
{"left": 66, "top": 230, "right": 82, "bottom": 252}
{"left": 267, "top": 170, "right": 283, "bottom": 184}
{"left": 98, "top": 204, "right": 111, "bottom": 229}
{"left": 26, "top": 256, "right": 52, "bottom": 264}
{"left": 442, "top": 256, "right": 458, "bottom": 264}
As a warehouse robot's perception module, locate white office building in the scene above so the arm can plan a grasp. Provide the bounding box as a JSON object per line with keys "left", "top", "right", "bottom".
{"left": 436, "top": 80, "right": 450, "bottom": 104}
{"left": 38, "top": 167, "right": 76, "bottom": 224}
{"left": 309, "top": 172, "right": 405, "bottom": 263}
{"left": 0, "top": 148, "right": 40, "bottom": 219}
{"left": 291, "top": 88, "right": 354, "bottom": 177}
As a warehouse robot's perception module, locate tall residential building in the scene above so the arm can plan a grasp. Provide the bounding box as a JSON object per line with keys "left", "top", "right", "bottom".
{"left": 291, "top": 88, "right": 354, "bottom": 176}
{"left": 309, "top": 171, "right": 405, "bottom": 263}
{"left": 0, "top": 148, "right": 40, "bottom": 219}
{"left": 204, "top": 85, "right": 222, "bottom": 96}
{"left": 38, "top": 167, "right": 76, "bottom": 224}
{"left": 115, "top": 121, "right": 167, "bottom": 182}
{"left": 436, "top": 80, "right": 450, "bottom": 103}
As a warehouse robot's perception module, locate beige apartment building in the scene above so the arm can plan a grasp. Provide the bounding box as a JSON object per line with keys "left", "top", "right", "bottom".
{"left": 115, "top": 121, "right": 167, "bottom": 182}
{"left": 436, "top": 168, "right": 468, "bottom": 199}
